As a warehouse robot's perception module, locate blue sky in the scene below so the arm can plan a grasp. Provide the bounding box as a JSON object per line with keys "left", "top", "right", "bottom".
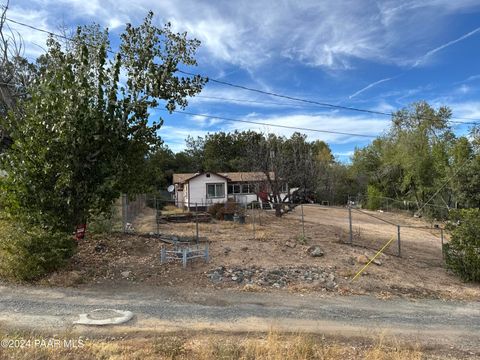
{"left": 5, "top": 0, "right": 480, "bottom": 160}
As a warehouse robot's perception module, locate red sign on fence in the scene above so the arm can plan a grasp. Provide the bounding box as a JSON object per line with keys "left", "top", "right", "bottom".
{"left": 75, "top": 224, "right": 87, "bottom": 240}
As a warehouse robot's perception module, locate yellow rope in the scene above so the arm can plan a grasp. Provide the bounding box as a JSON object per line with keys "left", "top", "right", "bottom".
{"left": 351, "top": 235, "right": 396, "bottom": 282}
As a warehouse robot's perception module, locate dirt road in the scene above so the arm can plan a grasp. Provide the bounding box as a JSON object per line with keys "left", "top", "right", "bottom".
{"left": 0, "top": 283, "right": 478, "bottom": 354}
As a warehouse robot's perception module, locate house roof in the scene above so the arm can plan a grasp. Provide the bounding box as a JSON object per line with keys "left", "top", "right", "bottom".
{"left": 173, "top": 171, "right": 274, "bottom": 184}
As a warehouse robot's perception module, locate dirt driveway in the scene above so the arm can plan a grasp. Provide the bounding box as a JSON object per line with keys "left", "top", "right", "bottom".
{"left": 0, "top": 283, "right": 478, "bottom": 356}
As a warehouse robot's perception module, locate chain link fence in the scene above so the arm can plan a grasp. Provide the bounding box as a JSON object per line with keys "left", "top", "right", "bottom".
{"left": 95, "top": 193, "right": 447, "bottom": 268}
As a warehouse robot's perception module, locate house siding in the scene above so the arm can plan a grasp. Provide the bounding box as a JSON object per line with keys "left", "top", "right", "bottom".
{"left": 188, "top": 173, "right": 227, "bottom": 207}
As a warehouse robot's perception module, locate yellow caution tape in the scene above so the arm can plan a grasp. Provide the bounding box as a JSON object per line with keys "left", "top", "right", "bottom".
{"left": 351, "top": 235, "right": 396, "bottom": 282}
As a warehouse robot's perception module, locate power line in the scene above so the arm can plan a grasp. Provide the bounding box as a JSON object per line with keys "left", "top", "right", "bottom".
{"left": 180, "top": 70, "right": 480, "bottom": 126}
{"left": 195, "top": 95, "right": 332, "bottom": 109}
{"left": 179, "top": 70, "right": 388, "bottom": 116}
{"left": 163, "top": 109, "right": 378, "bottom": 138}
{"left": 4, "top": 16, "right": 480, "bottom": 126}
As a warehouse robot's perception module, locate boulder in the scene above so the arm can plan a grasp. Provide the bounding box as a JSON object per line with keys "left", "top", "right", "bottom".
{"left": 356, "top": 254, "right": 369, "bottom": 264}
{"left": 307, "top": 245, "right": 324, "bottom": 257}
{"left": 285, "top": 240, "right": 297, "bottom": 248}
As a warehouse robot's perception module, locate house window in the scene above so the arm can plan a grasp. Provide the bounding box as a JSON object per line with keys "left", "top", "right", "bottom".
{"left": 207, "top": 183, "right": 225, "bottom": 198}
{"left": 228, "top": 183, "right": 257, "bottom": 194}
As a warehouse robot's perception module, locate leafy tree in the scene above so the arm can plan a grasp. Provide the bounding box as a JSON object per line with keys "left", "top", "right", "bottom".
{"left": 350, "top": 101, "right": 464, "bottom": 215}
{"left": 146, "top": 144, "right": 178, "bottom": 191}
{"left": 0, "top": 12, "right": 206, "bottom": 232}
{"left": 444, "top": 209, "right": 480, "bottom": 282}
{"left": 184, "top": 130, "right": 264, "bottom": 172}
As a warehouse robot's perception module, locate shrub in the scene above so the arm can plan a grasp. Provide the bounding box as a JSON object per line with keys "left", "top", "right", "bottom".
{"left": 207, "top": 201, "right": 240, "bottom": 220}
{"left": 0, "top": 218, "right": 75, "bottom": 281}
{"left": 366, "top": 185, "right": 383, "bottom": 210}
{"left": 207, "top": 203, "right": 224, "bottom": 220}
{"left": 444, "top": 209, "right": 480, "bottom": 282}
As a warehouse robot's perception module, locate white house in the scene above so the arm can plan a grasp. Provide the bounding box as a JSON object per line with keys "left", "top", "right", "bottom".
{"left": 172, "top": 171, "right": 290, "bottom": 209}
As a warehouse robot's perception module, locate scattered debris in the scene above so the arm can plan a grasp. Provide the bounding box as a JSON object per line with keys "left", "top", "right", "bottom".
{"left": 285, "top": 240, "right": 297, "bottom": 248}
{"left": 124, "top": 223, "right": 135, "bottom": 233}
{"left": 157, "top": 213, "right": 211, "bottom": 223}
{"left": 121, "top": 271, "right": 131, "bottom": 278}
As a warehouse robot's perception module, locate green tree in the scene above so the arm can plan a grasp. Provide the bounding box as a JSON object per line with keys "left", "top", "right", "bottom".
{"left": 444, "top": 209, "right": 480, "bottom": 282}
{"left": 0, "top": 12, "right": 206, "bottom": 232}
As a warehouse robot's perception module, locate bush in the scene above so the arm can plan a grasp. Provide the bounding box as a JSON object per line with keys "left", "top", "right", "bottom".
{"left": 207, "top": 203, "right": 224, "bottom": 220}
{"left": 207, "top": 201, "right": 242, "bottom": 220}
{"left": 444, "top": 209, "right": 480, "bottom": 282}
{"left": 366, "top": 185, "right": 383, "bottom": 210}
{"left": 0, "top": 219, "right": 75, "bottom": 281}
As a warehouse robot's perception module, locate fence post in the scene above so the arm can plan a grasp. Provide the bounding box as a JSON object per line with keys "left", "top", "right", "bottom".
{"left": 182, "top": 248, "right": 187, "bottom": 268}
{"left": 348, "top": 205, "right": 353, "bottom": 244}
{"left": 160, "top": 247, "right": 166, "bottom": 264}
{"left": 155, "top": 196, "right": 159, "bottom": 235}
{"left": 205, "top": 242, "right": 209, "bottom": 263}
{"left": 258, "top": 202, "right": 262, "bottom": 226}
{"left": 195, "top": 202, "right": 199, "bottom": 244}
{"left": 122, "top": 194, "right": 128, "bottom": 233}
{"left": 253, "top": 208, "right": 256, "bottom": 240}
{"left": 440, "top": 228, "right": 444, "bottom": 259}
{"left": 301, "top": 203, "right": 305, "bottom": 238}
{"left": 397, "top": 225, "right": 401, "bottom": 257}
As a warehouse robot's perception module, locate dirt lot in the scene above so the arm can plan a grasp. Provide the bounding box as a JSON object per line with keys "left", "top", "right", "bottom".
{"left": 45, "top": 205, "right": 479, "bottom": 300}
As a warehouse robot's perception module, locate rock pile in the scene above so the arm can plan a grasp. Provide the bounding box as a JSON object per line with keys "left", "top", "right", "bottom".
{"left": 206, "top": 265, "right": 337, "bottom": 290}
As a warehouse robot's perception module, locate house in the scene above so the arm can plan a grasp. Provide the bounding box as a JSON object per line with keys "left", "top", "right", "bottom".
{"left": 172, "top": 171, "right": 290, "bottom": 210}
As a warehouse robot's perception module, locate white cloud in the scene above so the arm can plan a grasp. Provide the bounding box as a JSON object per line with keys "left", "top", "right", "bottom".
{"left": 159, "top": 111, "right": 389, "bottom": 152}
{"left": 412, "top": 26, "right": 480, "bottom": 68}
{"left": 5, "top": 7, "right": 51, "bottom": 59}
{"left": 12, "top": 0, "right": 480, "bottom": 71}
{"left": 448, "top": 101, "right": 480, "bottom": 120}
{"left": 349, "top": 77, "right": 396, "bottom": 99}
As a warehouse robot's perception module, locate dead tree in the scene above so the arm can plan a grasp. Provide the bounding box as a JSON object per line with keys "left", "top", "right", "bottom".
{"left": 247, "top": 133, "right": 319, "bottom": 217}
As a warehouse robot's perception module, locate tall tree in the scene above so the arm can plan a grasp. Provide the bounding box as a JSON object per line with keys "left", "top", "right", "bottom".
{"left": 0, "top": 12, "right": 206, "bottom": 232}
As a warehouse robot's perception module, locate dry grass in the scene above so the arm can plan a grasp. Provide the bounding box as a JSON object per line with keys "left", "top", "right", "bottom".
{"left": 160, "top": 205, "right": 187, "bottom": 216}
{"left": 0, "top": 330, "right": 450, "bottom": 360}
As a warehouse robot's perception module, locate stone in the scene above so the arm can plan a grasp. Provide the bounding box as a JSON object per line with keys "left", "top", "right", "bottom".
{"left": 372, "top": 259, "right": 382, "bottom": 266}
{"left": 326, "top": 281, "right": 336, "bottom": 290}
{"left": 241, "top": 246, "right": 249, "bottom": 251}
{"left": 285, "top": 241, "right": 297, "bottom": 248}
{"left": 328, "top": 273, "right": 335, "bottom": 282}
{"left": 224, "top": 247, "right": 232, "bottom": 255}
{"left": 307, "top": 245, "right": 324, "bottom": 257}
{"left": 94, "top": 243, "right": 108, "bottom": 253}
{"left": 209, "top": 271, "right": 223, "bottom": 283}
{"left": 356, "top": 255, "right": 369, "bottom": 264}
{"left": 121, "top": 271, "right": 131, "bottom": 278}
